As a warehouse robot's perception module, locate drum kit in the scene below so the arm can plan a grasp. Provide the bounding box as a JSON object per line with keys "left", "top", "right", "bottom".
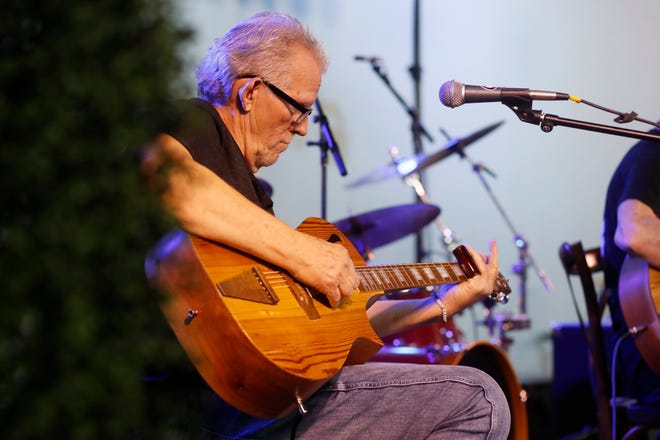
{"left": 262, "top": 112, "right": 548, "bottom": 439}
{"left": 266, "top": 39, "right": 562, "bottom": 439}
{"left": 331, "top": 122, "right": 531, "bottom": 440}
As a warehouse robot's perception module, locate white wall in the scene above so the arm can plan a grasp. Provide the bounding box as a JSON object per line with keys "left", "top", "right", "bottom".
{"left": 175, "top": 0, "right": 660, "bottom": 384}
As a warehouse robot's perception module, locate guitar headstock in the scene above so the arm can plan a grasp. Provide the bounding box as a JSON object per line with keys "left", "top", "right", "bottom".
{"left": 491, "top": 273, "right": 511, "bottom": 304}
{"left": 452, "top": 245, "right": 511, "bottom": 304}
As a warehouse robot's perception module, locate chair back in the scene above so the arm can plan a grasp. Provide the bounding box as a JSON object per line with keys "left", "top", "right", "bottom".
{"left": 559, "top": 241, "right": 611, "bottom": 440}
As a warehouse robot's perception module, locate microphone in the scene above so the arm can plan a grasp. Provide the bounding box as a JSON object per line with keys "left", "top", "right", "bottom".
{"left": 439, "top": 80, "right": 571, "bottom": 108}
{"left": 354, "top": 55, "right": 382, "bottom": 63}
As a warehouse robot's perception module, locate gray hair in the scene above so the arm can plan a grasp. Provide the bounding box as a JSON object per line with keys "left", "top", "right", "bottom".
{"left": 196, "top": 11, "right": 328, "bottom": 106}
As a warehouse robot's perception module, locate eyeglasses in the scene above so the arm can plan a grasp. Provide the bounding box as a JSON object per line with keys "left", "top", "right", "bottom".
{"left": 262, "top": 80, "right": 313, "bottom": 125}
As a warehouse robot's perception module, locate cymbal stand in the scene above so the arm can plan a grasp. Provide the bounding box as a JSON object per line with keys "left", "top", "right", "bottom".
{"left": 388, "top": 146, "right": 460, "bottom": 260}
{"left": 404, "top": 173, "right": 462, "bottom": 259}
{"left": 400, "top": 167, "right": 493, "bottom": 341}
{"left": 361, "top": 57, "right": 436, "bottom": 262}
{"left": 455, "top": 148, "right": 553, "bottom": 347}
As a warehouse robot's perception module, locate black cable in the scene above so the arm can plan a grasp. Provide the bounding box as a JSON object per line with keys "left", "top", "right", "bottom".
{"left": 571, "top": 97, "right": 660, "bottom": 129}
{"left": 289, "top": 411, "right": 303, "bottom": 440}
{"left": 610, "top": 331, "right": 630, "bottom": 440}
{"left": 610, "top": 325, "right": 648, "bottom": 440}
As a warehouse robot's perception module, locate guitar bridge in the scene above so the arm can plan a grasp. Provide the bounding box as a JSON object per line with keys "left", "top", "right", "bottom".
{"left": 280, "top": 272, "right": 321, "bottom": 320}
{"left": 217, "top": 266, "right": 279, "bottom": 305}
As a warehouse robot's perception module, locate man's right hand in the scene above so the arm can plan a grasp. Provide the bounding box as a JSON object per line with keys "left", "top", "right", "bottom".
{"left": 284, "top": 234, "right": 359, "bottom": 308}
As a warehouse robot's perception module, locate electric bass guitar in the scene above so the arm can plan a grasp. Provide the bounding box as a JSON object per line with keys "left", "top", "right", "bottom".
{"left": 619, "top": 255, "right": 660, "bottom": 375}
{"left": 145, "top": 217, "right": 510, "bottom": 419}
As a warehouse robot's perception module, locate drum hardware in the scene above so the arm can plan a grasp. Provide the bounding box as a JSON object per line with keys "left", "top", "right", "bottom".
{"left": 345, "top": 121, "right": 504, "bottom": 260}
{"left": 355, "top": 50, "right": 433, "bottom": 262}
{"left": 352, "top": 8, "right": 525, "bottom": 436}
{"left": 479, "top": 309, "right": 532, "bottom": 350}
{"left": 344, "top": 119, "right": 548, "bottom": 349}
{"left": 344, "top": 117, "right": 541, "bottom": 345}
{"left": 398, "top": 161, "right": 460, "bottom": 259}
{"left": 345, "top": 121, "right": 504, "bottom": 190}
{"left": 449, "top": 141, "right": 552, "bottom": 343}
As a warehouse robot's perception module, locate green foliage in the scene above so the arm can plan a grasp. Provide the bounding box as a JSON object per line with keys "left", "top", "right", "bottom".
{"left": 0, "top": 0, "right": 199, "bottom": 437}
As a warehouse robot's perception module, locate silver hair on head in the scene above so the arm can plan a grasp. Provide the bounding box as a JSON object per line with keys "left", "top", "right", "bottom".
{"left": 196, "top": 11, "right": 328, "bottom": 106}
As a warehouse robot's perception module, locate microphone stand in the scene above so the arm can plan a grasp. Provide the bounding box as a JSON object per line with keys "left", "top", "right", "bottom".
{"left": 451, "top": 145, "right": 553, "bottom": 348}
{"left": 504, "top": 100, "right": 660, "bottom": 142}
{"left": 410, "top": 0, "right": 424, "bottom": 263}
{"left": 404, "top": 173, "right": 461, "bottom": 260}
{"left": 307, "top": 99, "right": 347, "bottom": 220}
{"left": 410, "top": 0, "right": 424, "bottom": 152}
{"left": 364, "top": 60, "right": 436, "bottom": 150}
{"left": 388, "top": 146, "right": 461, "bottom": 261}
{"left": 361, "top": 57, "right": 436, "bottom": 262}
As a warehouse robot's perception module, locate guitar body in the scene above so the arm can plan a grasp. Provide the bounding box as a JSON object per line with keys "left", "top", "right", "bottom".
{"left": 145, "top": 217, "right": 383, "bottom": 419}
{"left": 619, "top": 255, "right": 660, "bottom": 376}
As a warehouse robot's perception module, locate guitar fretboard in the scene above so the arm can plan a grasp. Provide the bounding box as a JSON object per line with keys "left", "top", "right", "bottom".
{"left": 356, "top": 263, "right": 467, "bottom": 292}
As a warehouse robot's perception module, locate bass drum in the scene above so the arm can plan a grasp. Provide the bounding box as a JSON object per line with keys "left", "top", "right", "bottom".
{"left": 380, "top": 318, "right": 461, "bottom": 348}
{"left": 370, "top": 340, "right": 528, "bottom": 440}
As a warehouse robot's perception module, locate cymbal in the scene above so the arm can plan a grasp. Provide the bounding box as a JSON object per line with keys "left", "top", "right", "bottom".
{"left": 333, "top": 203, "right": 441, "bottom": 255}
{"left": 346, "top": 120, "right": 504, "bottom": 188}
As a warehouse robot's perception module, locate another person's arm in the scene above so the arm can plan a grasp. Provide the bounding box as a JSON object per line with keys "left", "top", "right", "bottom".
{"left": 615, "top": 199, "right": 660, "bottom": 268}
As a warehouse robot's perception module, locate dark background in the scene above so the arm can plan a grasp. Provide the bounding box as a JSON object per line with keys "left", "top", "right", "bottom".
{"left": 0, "top": 1, "right": 200, "bottom": 437}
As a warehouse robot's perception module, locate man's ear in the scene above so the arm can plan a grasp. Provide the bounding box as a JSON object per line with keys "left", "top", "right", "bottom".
{"left": 237, "top": 77, "right": 259, "bottom": 112}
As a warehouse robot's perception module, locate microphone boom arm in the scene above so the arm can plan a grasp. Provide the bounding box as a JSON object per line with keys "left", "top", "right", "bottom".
{"left": 504, "top": 100, "right": 660, "bottom": 142}
{"left": 364, "top": 60, "right": 435, "bottom": 144}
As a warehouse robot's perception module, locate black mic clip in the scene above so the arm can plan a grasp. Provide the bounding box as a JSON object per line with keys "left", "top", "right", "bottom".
{"left": 355, "top": 55, "right": 388, "bottom": 82}
{"left": 614, "top": 111, "right": 638, "bottom": 124}
{"left": 502, "top": 100, "right": 555, "bottom": 133}
{"left": 354, "top": 55, "right": 382, "bottom": 64}
{"left": 354, "top": 55, "right": 382, "bottom": 71}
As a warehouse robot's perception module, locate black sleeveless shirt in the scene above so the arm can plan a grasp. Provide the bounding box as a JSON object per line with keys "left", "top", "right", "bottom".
{"left": 167, "top": 98, "right": 274, "bottom": 214}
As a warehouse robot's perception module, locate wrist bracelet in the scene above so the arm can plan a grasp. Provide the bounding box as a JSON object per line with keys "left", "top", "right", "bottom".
{"left": 432, "top": 291, "right": 448, "bottom": 323}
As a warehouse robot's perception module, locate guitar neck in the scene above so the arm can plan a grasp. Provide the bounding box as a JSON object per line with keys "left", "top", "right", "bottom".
{"left": 357, "top": 262, "right": 467, "bottom": 292}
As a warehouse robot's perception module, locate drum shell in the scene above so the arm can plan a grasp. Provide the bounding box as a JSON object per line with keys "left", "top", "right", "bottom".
{"left": 381, "top": 288, "right": 462, "bottom": 348}
{"left": 381, "top": 319, "right": 461, "bottom": 348}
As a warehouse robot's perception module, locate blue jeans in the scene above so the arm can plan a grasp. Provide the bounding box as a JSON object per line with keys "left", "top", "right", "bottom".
{"left": 202, "top": 362, "right": 511, "bottom": 439}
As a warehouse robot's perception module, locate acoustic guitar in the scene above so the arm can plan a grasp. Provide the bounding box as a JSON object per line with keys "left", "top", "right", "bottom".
{"left": 145, "top": 217, "right": 510, "bottom": 419}
{"left": 619, "top": 255, "right": 660, "bottom": 376}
